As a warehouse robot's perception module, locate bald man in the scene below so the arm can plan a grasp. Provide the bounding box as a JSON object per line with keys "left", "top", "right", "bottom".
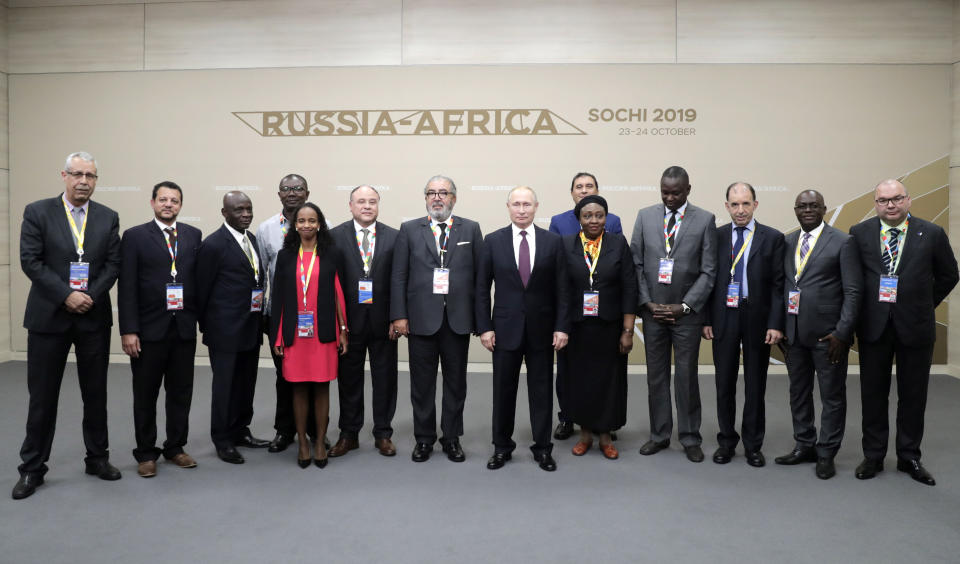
{"left": 849, "top": 179, "right": 958, "bottom": 486}
{"left": 196, "top": 191, "right": 268, "bottom": 464}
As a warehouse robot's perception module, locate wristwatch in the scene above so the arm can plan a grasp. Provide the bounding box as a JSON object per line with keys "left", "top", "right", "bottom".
{"left": 680, "top": 303, "right": 692, "bottom": 315}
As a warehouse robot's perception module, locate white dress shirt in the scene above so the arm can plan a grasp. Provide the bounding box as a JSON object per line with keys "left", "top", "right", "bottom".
{"left": 511, "top": 223, "right": 536, "bottom": 272}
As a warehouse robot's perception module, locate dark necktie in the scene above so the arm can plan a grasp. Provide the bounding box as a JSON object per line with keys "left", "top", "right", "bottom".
{"left": 667, "top": 211, "right": 677, "bottom": 250}
{"left": 437, "top": 223, "right": 447, "bottom": 255}
{"left": 733, "top": 226, "right": 746, "bottom": 295}
{"left": 165, "top": 226, "right": 178, "bottom": 249}
{"left": 799, "top": 232, "right": 811, "bottom": 262}
{"left": 361, "top": 228, "right": 370, "bottom": 255}
{"left": 882, "top": 227, "right": 900, "bottom": 274}
{"left": 518, "top": 230, "right": 530, "bottom": 287}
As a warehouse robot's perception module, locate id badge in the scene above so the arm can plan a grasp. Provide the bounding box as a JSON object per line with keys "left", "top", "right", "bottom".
{"left": 658, "top": 258, "right": 674, "bottom": 284}
{"left": 433, "top": 268, "right": 450, "bottom": 294}
{"left": 879, "top": 275, "right": 898, "bottom": 303}
{"left": 583, "top": 292, "right": 599, "bottom": 317}
{"left": 165, "top": 283, "right": 184, "bottom": 311}
{"left": 726, "top": 283, "right": 740, "bottom": 308}
{"left": 297, "top": 311, "right": 315, "bottom": 338}
{"left": 69, "top": 261, "right": 89, "bottom": 291}
{"left": 787, "top": 290, "right": 801, "bottom": 315}
{"left": 250, "top": 288, "right": 265, "bottom": 312}
{"left": 358, "top": 279, "right": 373, "bottom": 304}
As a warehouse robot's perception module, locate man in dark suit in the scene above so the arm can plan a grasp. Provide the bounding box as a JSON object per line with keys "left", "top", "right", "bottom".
{"left": 548, "top": 171, "right": 621, "bottom": 440}
{"left": 776, "top": 190, "right": 861, "bottom": 480}
{"left": 196, "top": 191, "right": 269, "bottom": 464}
{"left": 13, "top": 151, "right": 122, "bottom": 500}
{"left": 703, "top": 182, "right": 785, "bottom": 467}
{"left": 118, "top": 181, "right": 202, "bottom": 478}
{"left": 631, "top": 165, "right": 716, "bottom": 463}
{"left": 850, "top": 179, "right": 958, "bottom": 486}
{"left": 328, "top": 185, "right": 401, "bottom": 458}
{"left": 477, "top": 186, "right": 569, "bottom": 472}
{"left": 391, "top": 175, "right": 483, "bottom": 463}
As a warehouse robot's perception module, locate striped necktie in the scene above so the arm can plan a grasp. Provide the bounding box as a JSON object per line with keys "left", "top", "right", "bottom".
{"left": 882, "top": 228, "right": 900, "bottom": 274}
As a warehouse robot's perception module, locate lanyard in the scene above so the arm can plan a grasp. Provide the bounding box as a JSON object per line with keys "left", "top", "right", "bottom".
{"left": 355, "top": 229, "right": 376, "bottom": 274}
{"left": 729, "top": 228, "right": 755, "bottom": 278}
{"left": 298, "top": 245, "right": 318, "bottom": 310}
{"left": 280, "top": 216, "right": 288, "bottom": 238}
{"left": 579, "top": 231, "right": 603, "bottom": 290}
{"left": 431, "top": 218, "right": 451, "bottom": 267}
{"left": 663, "top": 209, "right": 685, "bottom": 256}
{"left": 881, "top": 219, "right": 908, "bottom": 275}
{"left": 794, "top": 230, "right": 822, "bottom": 282}
{"left": 63, "top": 201, "right": 88, "bottom": 258}
{"left": 163, "top": 228, "right": 178, "bottom": 279}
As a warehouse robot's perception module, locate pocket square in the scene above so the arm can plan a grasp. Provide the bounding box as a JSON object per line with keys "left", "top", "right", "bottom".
{"left": 457, "top": 241, "right": 471, "bottom": 245}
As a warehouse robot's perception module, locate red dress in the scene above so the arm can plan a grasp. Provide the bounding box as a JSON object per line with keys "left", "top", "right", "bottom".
{"left": 274, "top": 250, "right": 345, "bottom": 383}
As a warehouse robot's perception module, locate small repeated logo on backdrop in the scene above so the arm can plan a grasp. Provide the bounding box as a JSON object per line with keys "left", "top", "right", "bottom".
{"left": 215, "top": 185, "right": 261, "bottom": 191}
{"left": 336, "top": 185, "right": 391, "bottom": 191}
{"left": 95, "top": 186, "right": 141, "bottom": 192}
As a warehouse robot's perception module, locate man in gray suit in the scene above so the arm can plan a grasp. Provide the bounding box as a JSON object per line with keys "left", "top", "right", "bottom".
{"left": 391, "top": 175, "right": 483, "bottom": 463}
{"left": 631, "top": 166, "right": 716, "bottom": 463}
{"left": 775, "top": 190, "right": 861, "bottom": 480}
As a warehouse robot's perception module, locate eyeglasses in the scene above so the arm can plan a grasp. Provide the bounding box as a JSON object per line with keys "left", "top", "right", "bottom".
{"left": 425, "top": 190, "right": 452, "bottom": 199}
{"left": 794, "top": 203, "right": 822, "bottom": 211}
{"left": 279, "top": 186, "right": 306, "bottom": 193}
{"left": 66, "top": 170, "right": 98, "bottom": 181}
{"left": 875, "top": 195, "right": 907, "bottom": 206}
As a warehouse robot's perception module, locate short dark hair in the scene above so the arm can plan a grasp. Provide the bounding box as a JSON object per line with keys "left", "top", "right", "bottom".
{"left": 726, "top": 181, "right": 756, "bottom": 201}
{"left": 280, "top": 173, "right": 308, "bottom": 190}
{"left": 570, "top": 172, "right": 599, "bottom": 192}
{"left": 661, "top": 166, "right": 689, "bottom": 186}
{"left": 152, "top": 181, "right": 182, "bottom": 200}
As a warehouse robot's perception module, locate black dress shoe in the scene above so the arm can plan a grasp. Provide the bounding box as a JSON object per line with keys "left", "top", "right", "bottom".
{"left": 441, "top": 440, "right": 466, "bottom": 462}
{"left": 896, "top": 458, "right": 935, "bottom": 486}
{"left": 712, "top": 446, "right": 734, "bottom": 464}
{"left": 486, "top": 452, "right": 512, "bottom": 470}
{"left": 235, "top": 434, "right": 270, "bottom": 449}
{"left": 411, "top": 442, "right": 433, "bottom": 462}
{"left": 774, "top": 446, "right": 818, "bottom": 465}
{"left": 534, "top": 452, "right": 557, "bottom": 472}
{"left": 745, "top": 450, "right": 766, "bottom": 468}
{"left": 217, "top": 446, "right": 245, "bottom": 464}
{"left": 553, "top": 421, "right": 574, "bottom": 440}
{"left": 268, "top": 433, "right": 294, "bottom": 453}
{"left": 684, "top": 445, "right": 705, "bottom": 463}
{"left": 638, "top": 439, "right": 670, "bottom": 456}
{"left": 815, "top": 457, "right": 836, "bottom": 479}
{"left": 84, "top": 460, "right": 122, "bottom": 481}
{"left": 855, "top": 458, "right": 884, "bottom": 480}
{"left": 12, "top": 474, "right": 44, "bottom": 500}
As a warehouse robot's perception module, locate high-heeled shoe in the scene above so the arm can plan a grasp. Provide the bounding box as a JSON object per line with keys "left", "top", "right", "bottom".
{"left": 314, "top": 457, "right": 328, "bottom": 468}
{"left": 297, "top": 458, "right": 311, "bottom": 468}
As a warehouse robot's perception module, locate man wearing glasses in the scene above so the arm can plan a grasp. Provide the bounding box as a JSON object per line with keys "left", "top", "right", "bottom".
{"left": 14, "top": 152, "right": 122, "bottom": 499}
{"left": 391, "top": 175, "right": 483, "bottom": 463}
{"left": 849, "top": 180, "right": 957, "bottom": 486}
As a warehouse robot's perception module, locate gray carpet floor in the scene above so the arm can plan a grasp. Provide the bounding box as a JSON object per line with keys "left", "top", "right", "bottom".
{"left": 1, "top": 359, "right": 959, "bottom": 563}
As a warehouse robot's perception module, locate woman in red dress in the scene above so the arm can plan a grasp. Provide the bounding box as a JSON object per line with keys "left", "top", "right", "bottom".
{"left": 270, "top": 203, "right": 348, "bottom": 468}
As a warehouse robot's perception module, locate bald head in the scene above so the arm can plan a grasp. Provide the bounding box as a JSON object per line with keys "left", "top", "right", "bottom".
{"left": 507, "top": 185, "right": 538, "bottom": 229}
{"left": 222, "top": 191, "right": 253, "bottom": 232}
{"left": 874, "top": 178, "right": 911, "bottom": 226}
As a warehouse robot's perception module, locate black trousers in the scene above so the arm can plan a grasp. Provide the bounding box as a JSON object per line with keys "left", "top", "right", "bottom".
{"left": 131, "top": 320, "right": 196, "bottom": 462}
{"left": 492, "top": 335, "right": 554, "bottom": 456}
{"left": 859, "top": 322, "right": 933, "bottom": 461}
{"left": 408, "top": 313, "right": 469, "bottom": 445}
{"left": 555, "top": 349, "right": 570, "bottom": 423}
{"left": 209, "top": 346, "right": 260, "bottom": 450}
{"left": 336, "top": 323, "right": 398, "bottom": 440}
{"left": 784, "top": 339, "right": 847, "bottom": 458}
{"left": 712, "top": 301, "right": 770, "bottom": 452}
{"left": 267, "top": 316, "right": 315, "bottom": 439}
{"left": 19, "top": 327, "right": 112, "bottom": 477}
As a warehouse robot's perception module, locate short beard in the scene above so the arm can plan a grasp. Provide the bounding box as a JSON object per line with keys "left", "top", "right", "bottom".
{"left": 428, "top": 206, "right": 452, "bottom": 222}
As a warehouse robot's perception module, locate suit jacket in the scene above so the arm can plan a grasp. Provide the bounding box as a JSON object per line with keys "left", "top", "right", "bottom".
{"left": 705, "top": 221, "right": 786, "bottom": 339}
{"left": 196, "top": 225, "right": 265, "bottom": 352}
{"left": 390, "top": 215, "right": 483, "bottom": 336}
{"left": 631, "top": 202, "right": 717, "bottom": 324}
{"left": 118, "top": 221, "right": 202, "bottom": 341}
{"left": 549, "top": 209, "right": 623, "bottom": 236}
{"left": 21, "top": 195, "right": 121, "bottom": 333}
{"left": 783, "top": 223, "right": 861, "bottom": 347}
{"left": 269, "top": 243, "right": 344, "bottom": 346}
{"left": 563, "top": 231, "right": 638, "bottom": 323}
{"left": 850, "top": 216, "right": 958, "bottom": 348}
{"left": 475, "top": 225, "right": 570, "bottom": 351}
{"left": 330, "top": 220, "right": 398, "bottom": 336}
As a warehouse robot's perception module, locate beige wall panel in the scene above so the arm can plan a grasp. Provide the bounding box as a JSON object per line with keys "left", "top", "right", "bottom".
{"left": 144, "top": 0, "right": 401, "bottom": 70}
{"left": 9, "top": 5, "right": 143, "bottom": 73}
{"left": 0, "top": 6, "right": 8, "bottom": 74}
{"left": 954, "top": 0, "right": 960, "bottom": 62}
{"left": 0, "top": 265, "right": 9, "bottom": 355}
{"left": 403, "top": 0, "right": 675, "bottom": 64}
{"left": 678, "top": 0, "right": 952, "bottom": 63}
{"left": 954, "top": 63, "right": 960, "bottom": 167}
{"left": 0, "top": 72, "right": 7, "bottom": 170}
{"left": 0, "top": 168, "right": 7, "bottom": 266}
{"left": 10, "top": 0, "right": 233, "bottom": 6}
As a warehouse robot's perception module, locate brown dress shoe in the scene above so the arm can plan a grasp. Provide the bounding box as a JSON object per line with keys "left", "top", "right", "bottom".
{"left": 600, "top": 443, "right": 619, "bottom": 460}
{"left": 137, "top": 460, "right": 157, "bottom": 478}
{"left": 375, "top": 438, "right": 397, "bottom": 457}
{"left": 571, "top": 440, "right": 593, "bottom": 456}
{"left": 170, "top": 453, "right": 197, "bottom": 468}
{"left": 329, "top": 437, "right": 360, "bottom": 457}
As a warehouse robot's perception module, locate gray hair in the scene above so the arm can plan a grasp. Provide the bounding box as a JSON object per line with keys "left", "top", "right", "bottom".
{"left": 350, "top": 185, "right": 381, "bottom": 200}
{"left": 424, "top": 175, "right": 457, "bottom": 196}
{"left": 65, "top": 151, "right": 97, "bottom": 171}
{"left": 507, "top": 185, "right": 538, "bottom": 203}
